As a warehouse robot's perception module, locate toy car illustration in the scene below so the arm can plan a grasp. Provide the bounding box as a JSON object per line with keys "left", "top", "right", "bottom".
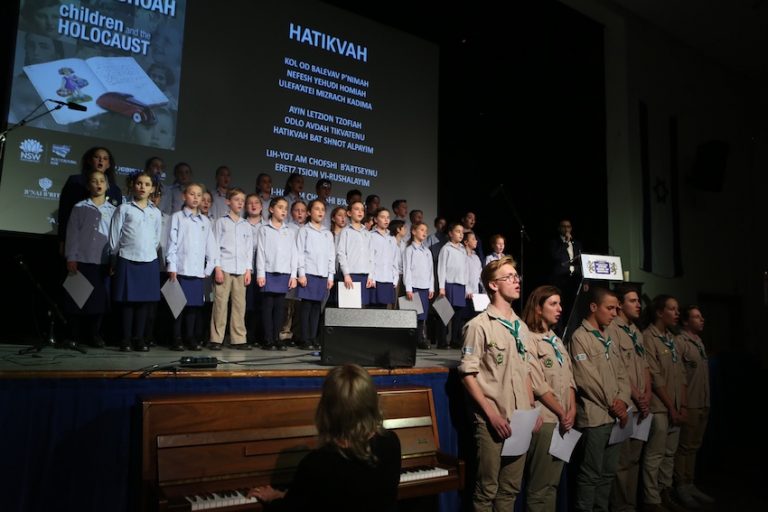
{"left": 96, "top": 92, "right": 156, "bottom": 124}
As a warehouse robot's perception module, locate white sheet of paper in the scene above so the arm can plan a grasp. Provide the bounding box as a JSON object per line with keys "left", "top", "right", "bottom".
{"left": 337, "top": 282, "right": 362, "bottom": 308}
{"left": 63, "top": 271, "right": 94, "bottom": 309}
{"left": 502, "top": 407, "right": 541, "bottom": 456}
{"left": 668, "top": 425, "right": 681, "bottom": 434}
{"left": 631, "top": 412, "right": 653, "bottom": 441}
{"left": 548, "top": 423, "right": 583, "bottom": 463}
{"left": 472, "top": 293, "right": 490, "bottom": 312}
{"left": 608, "top": 407, "right": 635, "bottom": 445}
{"left": 161, "top": 278, "right": 187, "bottom": 319}
{"left": 398, "top": 295, "right": 423, "bottom": 314}
{"left": 432, "top": 295, "right": 454, "bottom": 326}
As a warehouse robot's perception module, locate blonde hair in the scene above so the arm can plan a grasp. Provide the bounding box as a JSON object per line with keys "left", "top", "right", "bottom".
{"left": 315, "top": 365, "right": 384, "bottom": 465}
{"left": 481, "top": 255, "right": 517, "bottom": 295}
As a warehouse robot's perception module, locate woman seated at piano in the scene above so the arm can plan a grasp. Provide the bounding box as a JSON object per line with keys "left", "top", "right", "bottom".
{"left": 248, "top": 364, "right": 402, "bottom": 511}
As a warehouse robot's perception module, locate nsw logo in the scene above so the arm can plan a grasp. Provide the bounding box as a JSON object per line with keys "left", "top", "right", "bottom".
{"left": 19, "top": 139, "right": 44, "bottom": 163}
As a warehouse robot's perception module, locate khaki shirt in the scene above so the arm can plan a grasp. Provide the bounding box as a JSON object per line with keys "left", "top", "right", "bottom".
{"left": 458, "top": 304, "right": 534, "bottom": 421}
{"left": 606, "top": 317, "right": 650, "bottom": 395}
{"left": 530, "top": 330, "right": 576, "bottom": 424}
{"left": 677, "top": 332, "right": 710, "bottom": 408}
{"left": 643, "top": 324, "right": 687, "bottom": 414}
{"left": 569, "top": 320, "right": 632, "bottom": 428}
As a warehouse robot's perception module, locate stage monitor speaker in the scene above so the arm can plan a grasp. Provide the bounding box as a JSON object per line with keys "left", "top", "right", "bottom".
{"left": 321, "top": 308, "right": 418, "bottom": 368}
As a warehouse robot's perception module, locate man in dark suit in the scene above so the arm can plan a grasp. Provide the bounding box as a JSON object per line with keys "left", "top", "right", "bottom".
{"left": 549, "top": 219, "right": 583, "bottom": 333}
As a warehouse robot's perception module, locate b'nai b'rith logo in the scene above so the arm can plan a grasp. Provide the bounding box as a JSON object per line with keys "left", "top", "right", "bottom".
{"left": 24, "top": 177, "right": 59, "bottom": 200}
{"left": 19, "top": 139, "right": 44, "bottom": 163}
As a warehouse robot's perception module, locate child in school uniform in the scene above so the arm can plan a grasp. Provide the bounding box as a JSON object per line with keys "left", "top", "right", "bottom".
{"left": 209, "top": 187, "right": 253, "bottom": 350}
{"left": 200, "top": 190, "right": 213, "bottom": 220}
{"left": 109, "top": 171, "right": 162, "bottom": 352}
{"left": 462, "top": 230, "right": 484, "bottom": 322}
{"left": 330, "top": 206, "right": 347, "bottom": 241}
{"left": 484, "top": 234, "right": 507, "bottom": 266}
{"left": 160, "top": 162, "right": 192, "bottom": 215}
{"left": 64, "top": 170, "right": 116, "bottom": 348}
{"left": 166, "top": 183, "right": 215, "bottom": 351}
{"left": 256, "top": 197, "right": 298, "bottom": 350}
{"left": 244, "top": 194, "right": 266, "bottom": 346}
{"left": 369, "top": 208, "right": 398, "bottom": 308}
{"left": 296, "top": 200, "right": 335, "bottom": 350}
{"left": 437, "top": 223, "right": 468, "bottom": 348}
{"left": 281, "top": 200, "right": 308, "bottom": 344}
{"left": 388, "top": 219, "right": 407, "bottom": 301}
{"left": 282, "top": 172, "right": 304, "bottom": 213}
{"left": 210, "top": 165, "right": 232, "bottom": 220}
{"left": 256, "top": 173, "right": 273, "bottom": 208}
{"left": 403, "top": 221, "right": 434, "bottom": 349}
{"left": 143, "top": 187, "right": 172, "bottom": 347}
{"left": 336, "top": 200, "right": 374, "bottom": 306}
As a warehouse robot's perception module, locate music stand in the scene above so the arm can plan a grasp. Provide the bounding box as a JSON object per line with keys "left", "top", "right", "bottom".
{"left": 15, "top": 255, "right": 86, "bottom": 355}
{"left": 561, "top": 254, "right": 624, "bottom": 345}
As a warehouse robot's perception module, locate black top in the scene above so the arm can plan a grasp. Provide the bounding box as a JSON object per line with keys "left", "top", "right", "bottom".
{"left": 272, "top": 430, "right": 401, "bottom": 512}
{"left": 57, "top": 174, "right": 123, "bottom": 242}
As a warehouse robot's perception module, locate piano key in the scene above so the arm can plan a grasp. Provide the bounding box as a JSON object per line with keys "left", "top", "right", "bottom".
{"left": 399, "top": 465, "right": 449, "bottom": 482}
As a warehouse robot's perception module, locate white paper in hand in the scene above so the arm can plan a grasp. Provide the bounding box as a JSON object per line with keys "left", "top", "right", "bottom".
{"left": 472, "top": 293, "right": 490, "bottom": 312}
{"left": 502, "top": 407, "right": 541, "bottom": 456}
{"left": 398, "top": 295, "right": 423, "bottom": 314}
{"left": 432, "top": 296, "right": 454, "bottom": 326}
{"left": 337, "top": 282, "right": 362, "bottom": 308}
{"left": 631, "top": 412, "right": 653, "bottom": 442}
{"left": 63, "top": 271, "right": 94, "bottom": 309}
{"left": 609, "top": 408, "right": 635, "bottom": 445}
{"left": 161, "top": 278, "right": 187, "bottom": 319}
{"left": 548, "top": 424, "right": 582, "bottom": 463}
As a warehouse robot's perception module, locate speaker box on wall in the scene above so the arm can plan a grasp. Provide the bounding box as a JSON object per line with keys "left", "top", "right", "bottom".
{"left": 321, "top": 308, "right": 418, "bottom": 368}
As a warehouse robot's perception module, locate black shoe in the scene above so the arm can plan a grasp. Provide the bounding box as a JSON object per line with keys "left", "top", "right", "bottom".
{"left": 134, "top": 338, "right": 149, "bottom": 352}
{"left": 418, "top": 341, "right": 431, "bottom": 349}
{"left": 234, "top": 343, "right": 253, "bottom": 351}
{"left": 145, "top": 338, "right": 157, "bottom": 347}
{"left": 171, "top": 338, "right": 185, "bottom": 352}
{"left": 276, "top": 343, "right": 288, "bottom": 351}
{"left": 120, "top": 342, "right": 132, "bottom": 352}
{"left": 185, "top": 339, "right": 202, "bottom": 351}
{"left": 262, "top": 343, "right": 277, "bottom": 351}
{"left": 91, "top": 335, "right": 106, "bottom": 348}
{"left": 207, "top": 342, "right": 222, "bottom": 351}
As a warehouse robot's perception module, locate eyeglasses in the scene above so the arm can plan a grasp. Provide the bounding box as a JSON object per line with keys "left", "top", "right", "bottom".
{"left": 494, "top": 273, "right": 522, "bottom": 283}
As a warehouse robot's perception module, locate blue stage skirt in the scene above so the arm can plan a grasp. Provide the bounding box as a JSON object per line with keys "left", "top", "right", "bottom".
{"left": 63, "top": 262, "right": 110, "bottom": 315}
{"left": 177, "top": 275, "right": 205, "bottom": 307}
{"left": 413, "top": 288, "right": 430, "bottom": 321}
{"left": 112, "top": 257, "right": 160, "bottom": 302}
{"left": 297, "top": 274, "right": 328, "bottom": 302}
{"left": 371, "top": 281, "right": 396, "bottom": 305}
{"left": 261, "top": 272, "right": 290, "bottom": 294}
{"left": 445, "top": 282, "right": 467, "bottom": 308}
{"left": 349, "top": 273, "right": 371, "bottom": 305}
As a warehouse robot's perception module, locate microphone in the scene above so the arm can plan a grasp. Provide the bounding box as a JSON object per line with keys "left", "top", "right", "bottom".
{"left": 47, "top": 99, "right": 87, "bottom": 112}
{"left": 490, "top": 183, "right": 505, "bottom": 197}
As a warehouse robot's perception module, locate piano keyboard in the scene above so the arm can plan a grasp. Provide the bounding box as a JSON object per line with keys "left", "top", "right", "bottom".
{"left": 399, "top": 465, "right": 449, "bottom": 483}
{"left": 184, "top": 489, "right": 258, "bottom": 510}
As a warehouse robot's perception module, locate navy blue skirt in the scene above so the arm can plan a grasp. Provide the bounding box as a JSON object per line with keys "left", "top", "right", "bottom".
{"left": 413, "top": 288, "right": 430, "bottom": 321}
{"left": 445, "top": 282, "right": 467, "bottom": 308}
{"left": 178, "top": 275, "right": 205, "bottom": 307}
{"left": 261, "top": 272, "right": 290, "bottom": 294}
{"left": 112, "top": 257, "right": 160, "bottom": 302}
{"left": 349, "top": 273, "right": 370, "bottom": 305}
{"left": 297, "top": 274, "right": 328, "bottom": 302}
{"left": 63, "top": 263, "right": 110, "bottom": 315}
{"left": 371, "top": 281, "right": 396, "bottom": 305}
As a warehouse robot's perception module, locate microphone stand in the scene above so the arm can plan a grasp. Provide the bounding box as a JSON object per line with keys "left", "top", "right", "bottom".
{"left": 0, "top": 100, "right": 65, "bottom": 161}
{"left": 491, "top": 184, "right": 531, "bottom": 299}
{"left": 15, "top": 254, "right": 86, "bottom": 355}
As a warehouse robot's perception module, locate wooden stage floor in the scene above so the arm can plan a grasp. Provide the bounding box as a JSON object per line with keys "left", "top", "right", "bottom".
{"left": 0, "top": 342, "right": 460, "bottom": 378}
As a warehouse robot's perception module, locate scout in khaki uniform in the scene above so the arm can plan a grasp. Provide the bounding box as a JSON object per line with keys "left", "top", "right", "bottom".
{"left": 458, "top": 256, "right": 535, "bottom": 511}
{"left": 569, "top": 287, "right": 632, "bottom": 512}
{"left": 521, "top": 285, "right": 577, "bottom": 512}
{"left": 641, "top": 295, "right": 687, "bottom": 511}
{"left": 607, "top": 285, "right": 652, "bottom": 512}
{"left": 673, "top": 305, "right": 714, "bottom": 507}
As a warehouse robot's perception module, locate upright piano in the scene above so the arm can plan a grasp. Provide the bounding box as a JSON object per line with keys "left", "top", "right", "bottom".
{"left": 141, "top": 386, "right": 464, "bottom": 511}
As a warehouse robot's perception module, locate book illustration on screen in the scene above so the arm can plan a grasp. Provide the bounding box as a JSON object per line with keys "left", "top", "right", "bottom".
{"left": 23, "top": 56, "right": 168, "bottom": 125}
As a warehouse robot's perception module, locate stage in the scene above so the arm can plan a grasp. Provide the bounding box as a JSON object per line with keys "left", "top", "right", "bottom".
{"left": 0, "top": 343, "right": 469, "bottom": 512}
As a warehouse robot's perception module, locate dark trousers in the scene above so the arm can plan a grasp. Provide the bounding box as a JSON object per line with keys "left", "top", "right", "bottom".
{"left": 261, "top": 293, "right": 286, "bottom": 345}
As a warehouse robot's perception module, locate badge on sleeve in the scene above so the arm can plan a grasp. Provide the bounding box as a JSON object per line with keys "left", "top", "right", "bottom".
{"left": 462, "top": 346, "right": 474, "bottom": 355}
{"left": 544, "top": 358, "right": 554, "bottom": 368}
{"left": 574, "top": 353, "right": 587, "bottom": 362}
{"left": 496, "top": 353, "right": 504, "bottom": 365}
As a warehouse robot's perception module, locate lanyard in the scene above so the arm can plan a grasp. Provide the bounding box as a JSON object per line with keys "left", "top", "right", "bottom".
{"left": 496, "top": 318, "right": 526, "bottom": 360}
{"left": 619, "top": 324, "right": 644, "bottom": 356}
